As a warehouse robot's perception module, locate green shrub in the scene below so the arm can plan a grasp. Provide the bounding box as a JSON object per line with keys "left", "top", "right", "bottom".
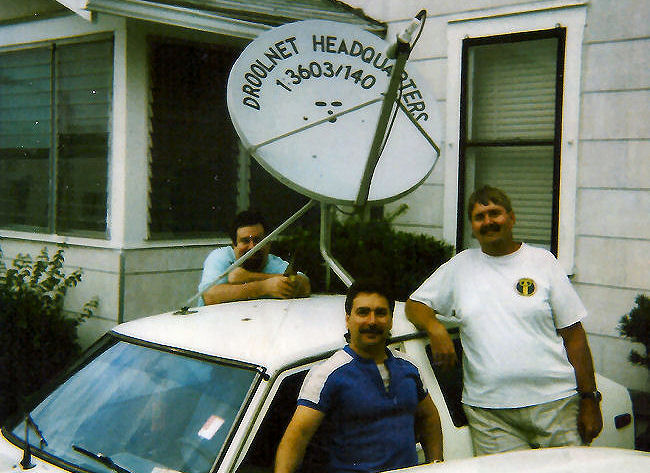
{"left": 618, "top": 294, "right": 650, "bottom": 370}
{"left": 273, "top": 211, "right": 454, "bottom": 301}
{"left": 0, "top": 246, "right": 97, "bottom": 425}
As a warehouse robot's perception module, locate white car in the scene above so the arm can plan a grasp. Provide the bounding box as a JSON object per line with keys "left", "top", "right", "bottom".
{"left": 0, "top": 295, "right": 645, "bottom": 473}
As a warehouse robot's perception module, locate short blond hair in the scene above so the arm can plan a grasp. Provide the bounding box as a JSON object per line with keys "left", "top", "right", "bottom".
{"left": 467, "top": 186, "right": 513, "bottom": 220}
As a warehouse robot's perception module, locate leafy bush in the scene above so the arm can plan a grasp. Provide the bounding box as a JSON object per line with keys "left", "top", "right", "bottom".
{"left": 273, "top": 211, "right": 454, "bottom": 301}
{"left": 618, "top": 294, "right": 650, "bottom": 370}
{"left": 0, "top": 246, "right": 97, "bottom": 424}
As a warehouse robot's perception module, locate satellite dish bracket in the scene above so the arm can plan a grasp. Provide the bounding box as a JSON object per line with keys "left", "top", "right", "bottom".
{"left": 248, "top": 97, "right": 383, "bottom": 154}
{"left": 397, "top": 100, "right": 441, "bottom": 155}
{"left": 354, "top": 41, "right": 412, "bottom": 208}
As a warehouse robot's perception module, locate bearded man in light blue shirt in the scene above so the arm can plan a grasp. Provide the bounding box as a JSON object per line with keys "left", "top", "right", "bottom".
{"left": 199, "top": 210, "right": 310, "bottom": 305}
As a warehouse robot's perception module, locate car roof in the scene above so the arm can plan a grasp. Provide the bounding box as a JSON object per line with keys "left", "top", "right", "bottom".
{"left": 112, "top": 295, "right": 420, "bottom": 374}
{"left": 401, "top": 446, "right": 650, "bottom": 473}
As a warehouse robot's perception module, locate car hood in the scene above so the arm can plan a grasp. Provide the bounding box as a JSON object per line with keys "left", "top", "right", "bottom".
{"left": 0, "top": 431, "right": 64, "bottom": 473}
{"left": 396, "top": 446, "right": 650, "bottom": 473}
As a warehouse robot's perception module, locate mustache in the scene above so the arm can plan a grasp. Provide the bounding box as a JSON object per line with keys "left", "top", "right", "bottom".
{"left": 480, "top": 223, "right": 501, "bottom": 235}
{"left": 359, "top": 326, "right": 384, "bottom": 334}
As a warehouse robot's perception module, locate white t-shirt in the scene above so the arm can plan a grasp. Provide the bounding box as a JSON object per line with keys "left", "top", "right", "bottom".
{"left": 410, "top": 243, "right": 587, "bottom": 408}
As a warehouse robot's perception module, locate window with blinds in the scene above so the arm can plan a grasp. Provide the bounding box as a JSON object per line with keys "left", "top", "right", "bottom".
{"left": 147, "top": 39, "right": 315, "bottom": 239}
{"left": 147, "top": 40, "right": 241, "bottom": 239}
{"left": 459, "top": 30, "right": 564, "bottom": 253}
{"left": 0, "top": 38, "right": 113, "bottom": 236}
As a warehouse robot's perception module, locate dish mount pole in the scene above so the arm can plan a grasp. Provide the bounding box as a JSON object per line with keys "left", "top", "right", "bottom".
{"left": 320, "top": 202, "right": 353, "bottom": 290}
{"left": 318, "top": 12, "right": 427, "bottom": 290}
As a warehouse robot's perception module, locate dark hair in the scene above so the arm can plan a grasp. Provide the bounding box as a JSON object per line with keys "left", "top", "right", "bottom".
{"left": 467, "top": 185, "right": 513, "bottom": 220}
{"left": 344, "top": 280, "right": 395, "bottom": 315}
{"left": 230, "top": 210, "right": 266, "bottom": 243}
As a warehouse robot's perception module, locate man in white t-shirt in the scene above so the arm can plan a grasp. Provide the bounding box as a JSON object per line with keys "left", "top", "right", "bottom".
{"left": 405, "top": 186, "right": 603, "bottom": 455}
{"left": 199, "top": 210, "right": 310, "bottom": 305}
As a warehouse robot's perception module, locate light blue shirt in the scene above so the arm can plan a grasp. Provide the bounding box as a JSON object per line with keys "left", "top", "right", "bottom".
{"left": 197, "top": 246, "right": 290, "bottom": 305}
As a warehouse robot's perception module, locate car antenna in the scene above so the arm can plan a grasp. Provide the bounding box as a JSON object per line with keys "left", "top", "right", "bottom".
{"left": 19, "top": 414, "right": 47, "bottom": 470}
{"left": 19, "top": 417, "right": 34, "bottom": 470}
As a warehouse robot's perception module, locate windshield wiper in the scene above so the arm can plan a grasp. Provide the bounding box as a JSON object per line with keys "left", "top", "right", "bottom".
{"left": 26, "top": 415, "right": 48, "bottom": 448}
{"left": 72, "top": 445, "right": 133, "bottom": 473}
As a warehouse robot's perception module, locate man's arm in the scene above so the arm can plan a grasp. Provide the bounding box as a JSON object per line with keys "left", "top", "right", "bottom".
{"left": 405, "top": 299, "right": 457, "bottom": 369}
{"left": 201, "top": 262, "right": 310, "bottom": 305}
{"left": 275, "top": 406, "right": 324, "bottom": 473}
{"left": 231, "top": 267, "right": 311, "bottom": 294}
{"left": 414, "top": 394, "right": 443, "bottom": 462}
{"left": 228, "top": 267, "right": 281, "bottom": 283}
{"left": 557, "top": 321, "right": 603, "bottom": 444}
{"left": 202, "top": 275, "right": 297, "bottom": 305}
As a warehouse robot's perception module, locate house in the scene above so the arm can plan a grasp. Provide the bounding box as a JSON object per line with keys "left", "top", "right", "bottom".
{"left": 0, "top": 0, "right": 648, "bottom": 395}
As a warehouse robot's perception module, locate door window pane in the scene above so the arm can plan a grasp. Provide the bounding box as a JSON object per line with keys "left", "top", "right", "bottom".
{"left": 468, "top": 38, "right": 558, "bottom": 142}
{"left": 466, "top": 146, "right": 554, "bottom": 247}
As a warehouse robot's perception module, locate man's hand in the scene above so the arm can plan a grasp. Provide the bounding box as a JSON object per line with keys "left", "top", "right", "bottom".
{"left": 578, "top": 398, "right": 603, "bottom": 444}
{"left": 262, "top": 276, "right": 299, "bottom": 299}
{"left": 405, "top": 299, "right": 457, "bottom": 369}
{"left": 427, "top": 322, "right": 457, "bottom": 370}
{"left": 557, "top": 322, "right": 603, "bottom": 444}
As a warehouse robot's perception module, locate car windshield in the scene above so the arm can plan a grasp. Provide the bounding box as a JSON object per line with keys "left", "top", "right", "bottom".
{"left": 10, "top": 338, "right": 259, "bottom": 473}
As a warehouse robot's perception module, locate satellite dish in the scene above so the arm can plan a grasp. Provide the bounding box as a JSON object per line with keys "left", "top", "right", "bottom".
{"left": 227, "top": 19, "right": 442, "bottom": 205}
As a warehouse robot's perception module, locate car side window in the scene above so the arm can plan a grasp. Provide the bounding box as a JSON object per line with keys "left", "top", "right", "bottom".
{"left": 236, "top": 370, "right": 331, "bottom": 473}
{"left": 425, "top": 336, "right": 468, "bottom": 427}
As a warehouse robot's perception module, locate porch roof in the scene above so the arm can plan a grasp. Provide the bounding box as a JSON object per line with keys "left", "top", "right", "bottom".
{"left": 81, "top": 0, "right": 385, "bottom": 39}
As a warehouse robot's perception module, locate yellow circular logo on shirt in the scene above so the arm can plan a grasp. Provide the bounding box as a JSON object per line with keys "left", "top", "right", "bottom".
{"left": 515, "top": 278, "right": 537, "bottom": 296}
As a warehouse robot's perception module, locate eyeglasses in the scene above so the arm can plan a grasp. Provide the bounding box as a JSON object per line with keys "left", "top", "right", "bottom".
{"left": 237, "top": 235, "right": 264, "bottom": 245}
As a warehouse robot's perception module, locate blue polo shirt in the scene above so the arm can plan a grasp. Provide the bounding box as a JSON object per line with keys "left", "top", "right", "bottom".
{"left": 298, "top": 345, "right": 428, "bottom": 473}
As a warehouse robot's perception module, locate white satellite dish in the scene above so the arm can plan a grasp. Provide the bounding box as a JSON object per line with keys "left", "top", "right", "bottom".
{"left": 183, "top": 15, "right": 441, "bottom": 306}
{"left": 227, "top": 19, "right": 442, "bottom": 205}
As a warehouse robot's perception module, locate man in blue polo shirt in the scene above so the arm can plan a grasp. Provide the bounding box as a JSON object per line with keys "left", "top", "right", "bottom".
{"left": 274, "top": 281, "right": 443, "bottom": 473}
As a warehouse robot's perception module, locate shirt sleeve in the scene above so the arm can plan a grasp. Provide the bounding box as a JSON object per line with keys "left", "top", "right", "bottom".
{"left": 198, "top": 247, "right": 234, "bottom": 295}
{"left": 297, "top": 364, "right": 335, "bottom": 413}
{"left": 263, "top": 254, "right": 290, "bottom": 275}
{"left": 546, "top": 253, "right": 588, "bottom": 329}
{"left": 409, "top": 257, "right": 459, "bottom": 321}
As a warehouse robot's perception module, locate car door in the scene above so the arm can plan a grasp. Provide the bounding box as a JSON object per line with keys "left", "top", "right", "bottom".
{"left": 398, "top": 337, "right": 474, "bottom": 460}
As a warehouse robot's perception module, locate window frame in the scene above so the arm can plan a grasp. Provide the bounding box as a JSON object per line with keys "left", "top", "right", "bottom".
{"left": 228, "top": 362, "right": 320, "bottom": 472}
{"left": 443, "top": 3, "right": 587, "bottom": 274}
{"left": 0, "top": 33, "right": 114, "bottom": 239}
{"left": 457, "top": 28, "right": 566, "bottom": 255}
